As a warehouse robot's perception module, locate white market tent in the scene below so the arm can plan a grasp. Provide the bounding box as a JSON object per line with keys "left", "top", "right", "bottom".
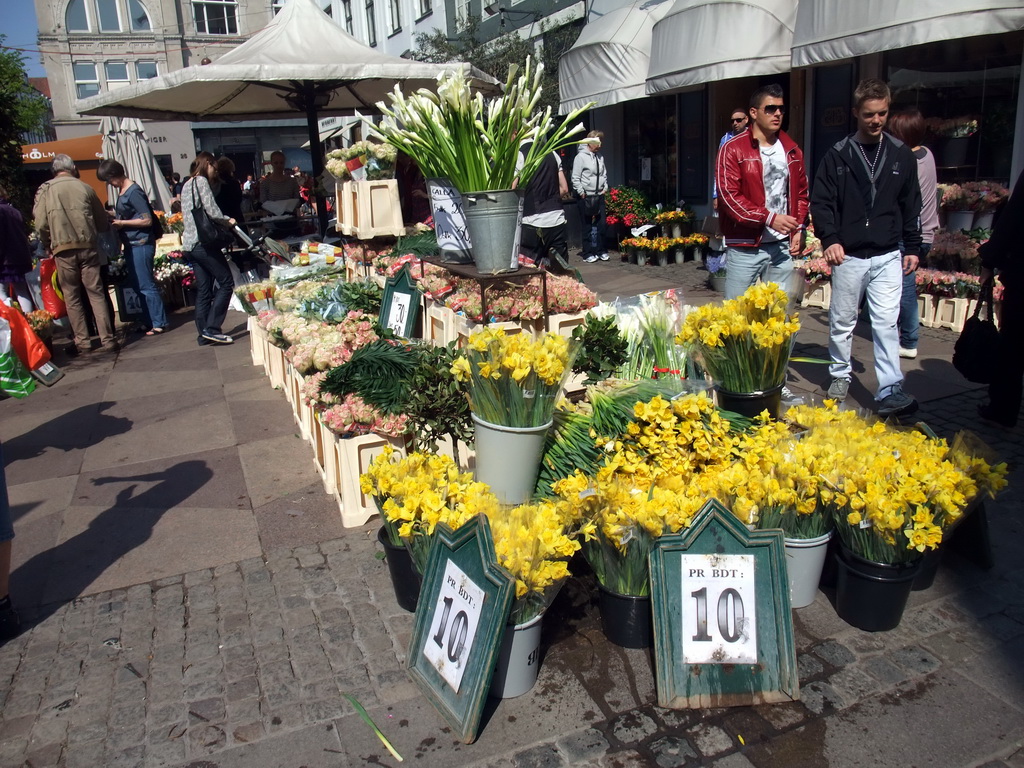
{"left": 646, "top": 0, "right": 797, "bottom": 94}
{"left": 558, "top": 0, "right": 674, "bottom": 114}
{"left": 99, "top": 116, "right": 174, "bottom": 212}
{"left": 77, "top": 0, "right": 498, "bottom": 230}
{"left": 791, "top": 0, "right": 1024, "bottom": 68}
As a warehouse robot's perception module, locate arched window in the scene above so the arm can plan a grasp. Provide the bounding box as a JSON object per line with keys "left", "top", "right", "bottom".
{"left": 127, "top": 0, "right": 152, "bottom": 30}
{"left": 65, "top": 0, "right": 90, "bottom": 31}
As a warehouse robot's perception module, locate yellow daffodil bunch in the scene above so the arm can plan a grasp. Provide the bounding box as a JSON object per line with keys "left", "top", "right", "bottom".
{"left": 549, "top": 392, "right": 744, "bottom": 596}
{"left": 489, "top": 499, "right": 595, "bottom": 623}
{"left": 451, "top": 328, "right": 580, "bottom": 427}
{"left": 783, "top": 403, "right": 1007, "bottom": 563}
{"left": 361, "top": 447, "right": 500, "bottom": 572}
{"left": 676, "top": 282, "right": 799, "bottom": 393}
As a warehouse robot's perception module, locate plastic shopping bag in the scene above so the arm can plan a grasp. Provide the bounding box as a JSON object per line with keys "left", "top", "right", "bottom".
{"left": 0, "top": 318, "right": 35, "bottom": 398}
{"left": 0, "top": 302, "right": 50, "bottom": 370}
{"left": 39, "top": 258, "right": 67, "bottom": 319}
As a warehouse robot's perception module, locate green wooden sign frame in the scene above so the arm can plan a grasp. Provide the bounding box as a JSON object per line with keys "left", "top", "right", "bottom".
{"left": 379, "top": 263, "right": 421, "bottom": 339}
{"left": 407, "top": 515, "right": 515, "bottom": 743}
{"left": 650, "top": 499, "right": 799, "bottom": 709}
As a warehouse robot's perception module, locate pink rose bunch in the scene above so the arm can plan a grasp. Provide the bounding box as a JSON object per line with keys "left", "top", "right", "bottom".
{"left": 320, "top": 394, "right": 409, "bottom": 438}
{"left": 547, "top": 275, "right": 598, "bottom": 313}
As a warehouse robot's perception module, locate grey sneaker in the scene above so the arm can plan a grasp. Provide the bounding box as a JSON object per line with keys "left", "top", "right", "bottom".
{"left": 899, "top": 347, "right": 918, "bottom": 359}
{"left": 599, "top": 253, "right": 609, "bottom": 261}
{"left": 877, "top": 384, "right": 918, "bottom": 417}
{"left": 826, "top": 377, "right": 850, "bottom": 402}
{"left": 583, "top": 255, "right": 599, "bottom": 263}
{"left": 780, "top": 386, "right": 805, "bottom": 406}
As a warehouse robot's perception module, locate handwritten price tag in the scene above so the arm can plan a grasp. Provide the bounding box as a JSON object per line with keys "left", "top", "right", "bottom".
{"left": 423, "top": 559, "right": 485, "bottom": 692}
{"left": 680, "top": 553, "right": 757, "bottom": 664}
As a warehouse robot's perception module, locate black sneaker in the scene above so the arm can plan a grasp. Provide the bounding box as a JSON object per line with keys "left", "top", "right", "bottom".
{"left": 0, "top": 601, "right": 22, "bottom": 644}
{"left": 197, "top": 336, "right": 212, "bottom": 347}
{"left": 201, "top": 332, "right": 234, "bottom": 345}
{"left": 877, "top": 384, "right": 919, "bottom": 417}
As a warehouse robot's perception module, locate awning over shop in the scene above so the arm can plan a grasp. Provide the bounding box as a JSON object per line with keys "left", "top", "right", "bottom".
{"left": 21, "top": 135, "right": 106, "bottom": 200}
{"left": 558, "top": 0, "right": 673, "bottom": 114}
{"left": 646, "top": 0, "right": 797, "bottom": 95}
{"left": 792, "top": 0, "right": 1024, "bottom": 68}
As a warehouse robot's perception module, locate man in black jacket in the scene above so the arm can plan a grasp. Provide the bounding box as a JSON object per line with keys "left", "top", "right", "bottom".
{"left": 811, "top": 78, "right": 922, "bottom": 417}
{"left": 978, "top": 170, "right": 1024, "bottom": 427}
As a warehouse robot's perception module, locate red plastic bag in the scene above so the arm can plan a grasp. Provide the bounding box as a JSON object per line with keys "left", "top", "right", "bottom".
{"left": 39, "top": 258, "right": 67, "bottom": 319}
{"left": 0, "top": 303, "right": 51, "bottom": 370}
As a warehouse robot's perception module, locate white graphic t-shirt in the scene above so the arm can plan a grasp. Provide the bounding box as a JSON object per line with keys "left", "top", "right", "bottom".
{"left": 760, "top": 140, "right": 789, "bottom": 242}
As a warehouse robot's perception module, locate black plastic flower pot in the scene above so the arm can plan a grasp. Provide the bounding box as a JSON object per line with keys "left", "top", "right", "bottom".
{"left": 598, "top": 584, "right": 652, "bottom": 649}
{"left": 834, "top": 544, "right": 921, "bottom": 632}
{"left": 377, "top": 527, "right": 421, "bottom": 613}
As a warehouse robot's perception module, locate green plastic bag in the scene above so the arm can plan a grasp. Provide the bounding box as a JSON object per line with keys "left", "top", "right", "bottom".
{"left": 0, "top": 318, "right": 35, "bottom": 398}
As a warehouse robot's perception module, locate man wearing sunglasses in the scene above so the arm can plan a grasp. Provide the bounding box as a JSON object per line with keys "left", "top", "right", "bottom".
{"left": 712, "top": 108, "right": 749, "bottom": 212}
{"left": 716, "top": 83, "right": 809, "bottom": 301}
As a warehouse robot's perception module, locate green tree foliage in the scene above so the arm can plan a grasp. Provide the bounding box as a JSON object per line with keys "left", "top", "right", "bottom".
{"left": 412, "top": 15, "right": 584, "bottom": 117}
{"left": 0, "top": 36, "right": 49, "bottom": 214}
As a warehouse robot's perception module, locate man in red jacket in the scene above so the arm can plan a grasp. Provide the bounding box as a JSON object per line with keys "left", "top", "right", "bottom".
{"left": 716, "top": 83, "right": 809, "bottom": 301}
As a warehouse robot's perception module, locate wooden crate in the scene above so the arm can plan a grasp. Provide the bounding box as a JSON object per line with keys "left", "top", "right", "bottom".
{"left": 546, "top": 311, "right": 587, "bottom": 338}
{"left": 332, "top": 432, "right": 409, "bottom": 528}
{"left": 337, "top": 179, "right": 404, "bottom": 239}
{"left": 453, "top": 316, "right": 538, "bottom": 348}
{"left": 311, "top": 414, "right": 338, "bottom": 495}
{"left": 289, "top": 367, "right": 314, "bottom": 442}
{"left": 424, "top": 301, "right": 457, "bottom": 347}
{"left": 248, "top": 316, "right": 265, "bottom": 367}
{"left": 933, "top": 297, "right": 975, "bottom": 332}
{"left": 266, "top": 343, "right": 287, "bottom": 390}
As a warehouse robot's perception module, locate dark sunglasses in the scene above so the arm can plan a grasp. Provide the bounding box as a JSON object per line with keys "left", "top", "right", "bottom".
{"left": 762, "top": 104, "right": 786, "bottom": 115}
{"left": 731, "top": 117, "right": 746, "bottom": 123}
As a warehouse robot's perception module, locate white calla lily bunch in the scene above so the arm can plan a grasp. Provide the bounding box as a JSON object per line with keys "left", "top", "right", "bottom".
{"left": 372, "top": 57, "right": 594, "bottom": 193}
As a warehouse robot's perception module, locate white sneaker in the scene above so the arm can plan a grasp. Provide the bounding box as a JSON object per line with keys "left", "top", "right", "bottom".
{"left": 583, "top": 255, "right": 599, "bottom": 263}
{"left": 599, "top": 253, "right": 609, "bottom": 261}
{"left": 899, "top": 347, "right": 918, "bottom": 359}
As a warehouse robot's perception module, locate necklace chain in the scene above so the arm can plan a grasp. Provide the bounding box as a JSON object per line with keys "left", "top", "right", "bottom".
{"left": 856, "top": 137, "right": 884, "bottom": 180}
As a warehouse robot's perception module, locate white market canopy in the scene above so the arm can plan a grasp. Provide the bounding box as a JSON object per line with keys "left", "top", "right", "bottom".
{"left": 792, "top": 0, "right": 1024, "bottom": 68}
{"left": 76, "top": 0, "right": 497, "bottom": 122}
{"left": 558, "top": 0, "right": 674, "bottom": 114}
{"left": 646, "top": 0, "right": 797, "bottom": 94}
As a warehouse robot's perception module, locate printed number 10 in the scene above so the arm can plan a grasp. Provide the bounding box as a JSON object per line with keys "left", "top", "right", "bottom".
{"left": 690, "top": 587, "right": 744, "bottom": 643}
{"left": 432, "top": 596, "right": 469, "bottom": 663}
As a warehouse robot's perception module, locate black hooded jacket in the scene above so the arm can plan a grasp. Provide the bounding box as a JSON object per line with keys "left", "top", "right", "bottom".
{"left": 810, "top": 133, "right": 922, "bottom": 258}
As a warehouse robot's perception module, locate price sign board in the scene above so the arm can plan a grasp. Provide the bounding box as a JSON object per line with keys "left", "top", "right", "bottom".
{"left": 650, "top": 499, "right": 798, "bottom": 709}
{"left": 407, "top": 515, "right": 515, "bottom": 743}
{"left": 379, "top": 264, "right": 421, "bottom": 339}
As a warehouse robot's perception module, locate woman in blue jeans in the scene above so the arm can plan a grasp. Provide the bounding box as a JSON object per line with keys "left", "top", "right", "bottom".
{"left": 181, "top": 152, "right": 236, "bottom": 346}
{"left": 97, "top": 159, "right": 168, "bottom": 335}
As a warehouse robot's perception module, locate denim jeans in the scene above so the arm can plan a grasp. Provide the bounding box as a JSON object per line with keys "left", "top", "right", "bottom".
{"left": 897, "top": 242, "right": 929, "bottom": 350}
{"left": 189, "top": 243, "right": 233, "bottom": 336}
{"left": 126, "top": 242, "right": 167, "bottom": 330}
{"left": 828, "top": 250, "right": 904, "bottom": 399}
{"left": 724, "top": 240, "right": 794, "bottom": 300}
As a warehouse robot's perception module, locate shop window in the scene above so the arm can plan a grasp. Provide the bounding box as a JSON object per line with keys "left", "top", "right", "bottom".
{"left": 365, "top": 0, "right": 377, "bottom": 46}
{"left": 341, "top": 0, "right": 353, "bottom": 33}
{"left": 65, "top": 0, "right": 90, "bottom": 31}
{"left": 127, "top": 0, "right": 151, "bottom": 30}
{"left": 73, "top": 61, "right": 100, "bottom": 99}
{"left": 623, "top": 93, "right": 683, "bottom": 206}
{"left": 194, "top": 0, "right": 238, "bottom": 35}
{"left": 136, "top": 60, "right": 158, "bottom": 79}
{"left": 388, "top": 0, "right": 400, "bottom": 33}
{"left": 105, "top": 61, "right": 130, "bottom": 89}
{"left": 885, "top": 32, "right": 1022, "bottom": 184}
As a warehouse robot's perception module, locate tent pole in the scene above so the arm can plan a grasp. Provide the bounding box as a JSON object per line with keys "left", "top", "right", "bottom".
{"left": 303, "top": 82, "right": 329, "bottom": 236}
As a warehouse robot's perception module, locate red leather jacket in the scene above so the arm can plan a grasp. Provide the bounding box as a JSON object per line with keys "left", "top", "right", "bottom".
{"left": 715, "top": 129, "right": 809, "bottom": 248}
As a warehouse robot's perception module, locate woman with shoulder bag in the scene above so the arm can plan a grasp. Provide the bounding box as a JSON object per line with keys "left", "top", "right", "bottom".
{"left": 182, "top": 152, "right": 237, "bottom": 346}
{"left": 97, "top": 159, "right": 168, "bottom": 335}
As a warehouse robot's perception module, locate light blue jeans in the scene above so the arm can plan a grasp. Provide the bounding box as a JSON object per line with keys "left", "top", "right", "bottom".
{"left": 724, "top": 240, "right": 793, "bottom": 300}
{"left": 828, "top": 250, "right": 904, "bottom": 399}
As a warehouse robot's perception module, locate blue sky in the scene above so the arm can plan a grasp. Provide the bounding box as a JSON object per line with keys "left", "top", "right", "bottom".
{"left": 6, "top": 0, "right": 46, "bottom": 77}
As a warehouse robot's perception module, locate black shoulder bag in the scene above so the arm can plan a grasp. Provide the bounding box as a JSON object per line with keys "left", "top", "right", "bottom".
{"left": 190, "top": 180, "right": 231, "bottom": 249}
{"left": 952, "top": 280, "right": 1001, "bottom": 384}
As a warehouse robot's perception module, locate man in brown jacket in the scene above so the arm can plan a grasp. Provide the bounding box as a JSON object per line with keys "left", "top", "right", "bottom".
{"left": 33, "top": 154, "right": 116, "bottom": 355}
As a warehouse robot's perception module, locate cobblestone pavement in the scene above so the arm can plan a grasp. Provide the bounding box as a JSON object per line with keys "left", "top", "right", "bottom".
{"left": 0, "top": 260, "right": 1022, "bottom": 767}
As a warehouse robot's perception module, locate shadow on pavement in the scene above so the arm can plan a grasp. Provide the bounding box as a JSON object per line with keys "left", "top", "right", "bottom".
{"left": 12, "top": 459, "right": 213, "bottom": 627}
